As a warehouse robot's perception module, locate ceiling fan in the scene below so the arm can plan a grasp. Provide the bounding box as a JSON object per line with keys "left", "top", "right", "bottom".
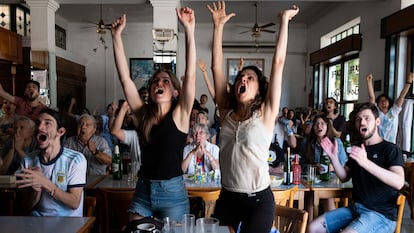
{"left": 93, "top": 4, "right": 111, "bottom": 35}
{"left": 238, "top": 2, "right": 276, "bottom": 37}
{"left": 82, "top": 5, "right": 111, "bottom": 34}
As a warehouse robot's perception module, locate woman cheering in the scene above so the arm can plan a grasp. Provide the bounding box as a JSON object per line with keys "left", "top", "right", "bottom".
{"left": 207, "top": 1, "right": 299, "bottom": 233}
{"left": 111, "top": 7, "right": 196, "bottom": 222}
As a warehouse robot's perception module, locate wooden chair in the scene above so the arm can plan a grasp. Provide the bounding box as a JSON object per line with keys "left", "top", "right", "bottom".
{"left": 274, "top": 204, "right": 308, "bottom": 233}
{"left": 395, "top": 194, "right": 406, "bottom": 233}
{"left": 84, "top": 195, "right": 97, "bottom": 217}
{"left": 403, "top": 157, "right": 414, "bottom": 220}
{"left": 187, "top": 189, "right": 220, "bottom": 217}
{"left": 96, "top": 188, "right": 134, "bottom": 233}
{"left": 272, "top": 186, "right": 298, "bottom": 208}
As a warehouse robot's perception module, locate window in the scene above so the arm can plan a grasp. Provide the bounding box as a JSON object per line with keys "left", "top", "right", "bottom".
{"left": 0, "top": 5, "right": 10, "bottom": 30}
{"left": 330, "top": 24, "right": 360, "bottom": 44}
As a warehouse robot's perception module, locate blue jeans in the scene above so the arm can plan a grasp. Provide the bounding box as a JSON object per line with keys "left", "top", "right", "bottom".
{"left": 128, "top": 176, "right": 189, "bottom": 222}
{"left": 324, "top": 202, "right": 396, "bottom": 233}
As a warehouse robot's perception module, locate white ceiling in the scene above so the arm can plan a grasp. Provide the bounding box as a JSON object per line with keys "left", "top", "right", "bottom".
{"left": 51, "top": 0, "right": 377, "bottom": 27}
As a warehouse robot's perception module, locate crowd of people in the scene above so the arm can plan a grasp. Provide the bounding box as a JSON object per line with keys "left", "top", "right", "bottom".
{"left": 0, "top": 1, "right": 412, "bottom": 233}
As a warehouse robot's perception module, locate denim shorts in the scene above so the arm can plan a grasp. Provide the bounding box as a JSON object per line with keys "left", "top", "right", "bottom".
{"left": 324, "top": 202, "right": 396, "bottom": 233}
{"left": 128, "top": 176, "right": 189, "bottom": 222}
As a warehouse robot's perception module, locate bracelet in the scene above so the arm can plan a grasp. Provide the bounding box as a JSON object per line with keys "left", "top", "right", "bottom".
{"left": 406, "top": 82, "right": 413, "bottom": 85}
{"left": 93, "top": 150, "right": 99, "bottom": 155}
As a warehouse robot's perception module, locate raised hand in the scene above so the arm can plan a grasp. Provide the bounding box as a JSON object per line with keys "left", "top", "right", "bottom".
{"left": 366, "top": 73, "right": 373, "bottom": 82}
{"left": 320, "top": 137, "right": 338, "bottom": 160}
{"left": 111, "top": 14, "right": 126, "bottom": 37}
{"left": 207, "top": 1, "right": 236, "bottom": 26}
{"left": 280, "top": 5, "right": 299, "bottom": 21}
{"left": 348, "top": 144, "right": 370, "bottom": 168}
{"left": 176, "top": 7, "right": 195, "bottom": 33}
{"left": 198, "top": 59, "right": 207, "bottom": 72}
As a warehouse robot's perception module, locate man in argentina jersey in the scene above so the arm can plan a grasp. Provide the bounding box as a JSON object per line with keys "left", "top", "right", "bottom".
{"left": 16, "top": 108, "right": 87, "bottom": 216}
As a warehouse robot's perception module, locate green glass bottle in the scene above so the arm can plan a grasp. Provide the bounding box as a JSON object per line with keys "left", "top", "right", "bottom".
{"left": 319, "top": 151, "right": 330, "bottom": 181}
{"left": 112, "top": 145, "right": 122, "bottom": 180}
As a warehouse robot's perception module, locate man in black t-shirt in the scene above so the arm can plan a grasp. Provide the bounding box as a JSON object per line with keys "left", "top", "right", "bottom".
{"left": 308, "top": 102, "right": 404, "bottom": 233}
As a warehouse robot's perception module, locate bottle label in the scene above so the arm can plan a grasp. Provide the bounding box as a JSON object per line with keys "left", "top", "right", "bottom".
{"left": 320, "top": 164, "right": 328, "bottom": 174}
{"left": 112, "top": 163, "right": 119, "bottom": 172}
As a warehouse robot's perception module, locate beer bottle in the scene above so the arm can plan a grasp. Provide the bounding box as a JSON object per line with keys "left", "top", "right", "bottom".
{"left": 283, "top": 147, "right": 292, "bottom": 185}
{"left": 319, "top": 151, "right": 330, "bottom": 181}
{"left": 112, "top": 145, "right": 122, "bottom": 180}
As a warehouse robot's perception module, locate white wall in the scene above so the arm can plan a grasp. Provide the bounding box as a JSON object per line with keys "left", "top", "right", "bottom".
{"left": 57, "top": 0, "right": 407, "bottom": 117}
{"left": 306, "top": 0, "right": 402, "bottom": 104}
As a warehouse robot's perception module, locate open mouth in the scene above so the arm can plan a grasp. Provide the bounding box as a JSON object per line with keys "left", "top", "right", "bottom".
{"left": 38, "top": 133, "right": 47, "bottom": 142}
{"left": 80, "top": 130, "right": 85, "bottom": 135}
{"left": 239, "top": 85, "right": 246, "bottom": 94}
{"left": 155, "top": 88, "right": 164, "bottom": 95}
{"left": 360, "top": 127, "right": 368, "bottom": 133}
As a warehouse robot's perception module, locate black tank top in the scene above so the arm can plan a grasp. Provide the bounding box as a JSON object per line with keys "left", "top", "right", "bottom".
{"left": 138, "top": 111, "right": 187, "bottom": 180}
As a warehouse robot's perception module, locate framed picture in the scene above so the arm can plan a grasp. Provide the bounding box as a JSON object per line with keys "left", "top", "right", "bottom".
{"left": 130, "top": 58, "right": 154, "bottom": 81}
{"left": 227, "top": 58, "right": 265, "bottom": 84}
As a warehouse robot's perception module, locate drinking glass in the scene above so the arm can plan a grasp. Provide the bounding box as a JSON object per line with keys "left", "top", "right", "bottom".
{"left": 307, "top": 165, "right": 316, "bottom": 185}
{"left": 182, "top": 214, "right": 195, "bottom": 233}
{"left": 196, "top": 217, "right": 219, "bottom": 233}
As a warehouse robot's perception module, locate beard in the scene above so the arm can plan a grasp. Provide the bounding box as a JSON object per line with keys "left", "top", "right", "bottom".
{"left": 360, "top": 126, "right": 375, "bottom": 140}
{"left": 25, "top": 92, "right": 39, "bottom": 102}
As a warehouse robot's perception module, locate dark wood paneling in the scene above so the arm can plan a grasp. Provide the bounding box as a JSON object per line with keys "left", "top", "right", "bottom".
{"left": 0, "top": 27, "right": 22, "bottom": 64}
{"left": 310, "top": 34, "right": 362, "bottom": 65}
{"left": 381, "top": 4, "right": 414, "bottom": 38}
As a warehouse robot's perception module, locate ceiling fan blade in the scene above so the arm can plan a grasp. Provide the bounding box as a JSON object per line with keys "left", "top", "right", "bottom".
{"left": 236, "top": 25, "right": 252, "bottom": 29}
{"left": 262, "top": 29, "right": 276, "bottom": 33}
{"left": 259, "top": 23, "right": 275, "bottom": 28}
{"left": 239, "top": 30, "right": 251, "bottom": 34}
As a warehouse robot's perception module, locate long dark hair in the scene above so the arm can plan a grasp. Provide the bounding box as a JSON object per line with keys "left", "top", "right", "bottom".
{"left": 228, "top": 65, "right": 268, "bottom": 114}
{"left": 305, "top": 115, "right": 335, "bottom": 164}
{"left": 136, "top": 69, "right": 181, "bottom": 143}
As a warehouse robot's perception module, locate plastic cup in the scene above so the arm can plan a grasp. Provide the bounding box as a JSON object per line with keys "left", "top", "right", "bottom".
{"left": 183, "top": 214, "right": 195, "bottom": 233}
{"left": 196, "top": 217, "right": 219, "bottom": 233}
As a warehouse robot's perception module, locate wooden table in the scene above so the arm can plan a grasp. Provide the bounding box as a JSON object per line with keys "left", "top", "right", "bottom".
{"left": 271, "top": 183, "right": 309, "bottom": 210}
{"left": 0, "top": 216, "right": 95, "bottom": 233}
{"left": 305, "top": 174, "right": 353, "bottom": 218}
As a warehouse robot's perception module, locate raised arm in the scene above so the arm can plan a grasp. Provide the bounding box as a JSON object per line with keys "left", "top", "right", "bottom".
{"left": 198, "top": 59, "right": 216, "bottom": 101}
{"left": 111, "top": 15, "right": 143, "bottom": 112}
{"left": 67, "top": 97, "right": 77, "bottom": 119}
{"left": 395, "top": 72, "right": 413, "bottom": 107}
{"left": 263, "top": 6, "right": 299, "bottom": 129}
{"left": 0, "top": 83, "right": 15, "bottom": 104}
{"left": 366, "top": 73, "right": 376, "bottom": 104}
{"left": 207, "top": 1, "right": 235, "bottom": 119}
{"left": 174, "top": 7, "right": 197, "bottom": 132}
{"left": 110, "top": 101, "right": 128, "bottom": 142}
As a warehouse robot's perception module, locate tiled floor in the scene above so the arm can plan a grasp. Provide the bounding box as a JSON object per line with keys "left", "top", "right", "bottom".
{"left": 401, "top": 201, "right": 414, "bottom": 233}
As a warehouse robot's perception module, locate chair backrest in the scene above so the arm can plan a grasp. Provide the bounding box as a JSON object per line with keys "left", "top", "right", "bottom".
{"left": 187, "top": 189, "right": 220, "bottom": 202}
{"left": 395, "top": 194, "right": 406, "bottom": 233}
{"left": 96, "top": 188, "right": 134, "bottom": 233}
{"left": 187, "top": 189, "right": 220, "bottom": 217}
{"left": 274, "top": 204, "right": 308, "bottom": 233}
{"left": 272, "top": 186, "right": 298, "bottom": 208}
{"left": 84, "top": 195, "right": 96, "bottom": 217}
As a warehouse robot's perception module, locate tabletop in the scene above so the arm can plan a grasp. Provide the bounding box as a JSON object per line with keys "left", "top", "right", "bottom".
{"left": 0, "top": 216, "right": 95, "bottom": 233}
